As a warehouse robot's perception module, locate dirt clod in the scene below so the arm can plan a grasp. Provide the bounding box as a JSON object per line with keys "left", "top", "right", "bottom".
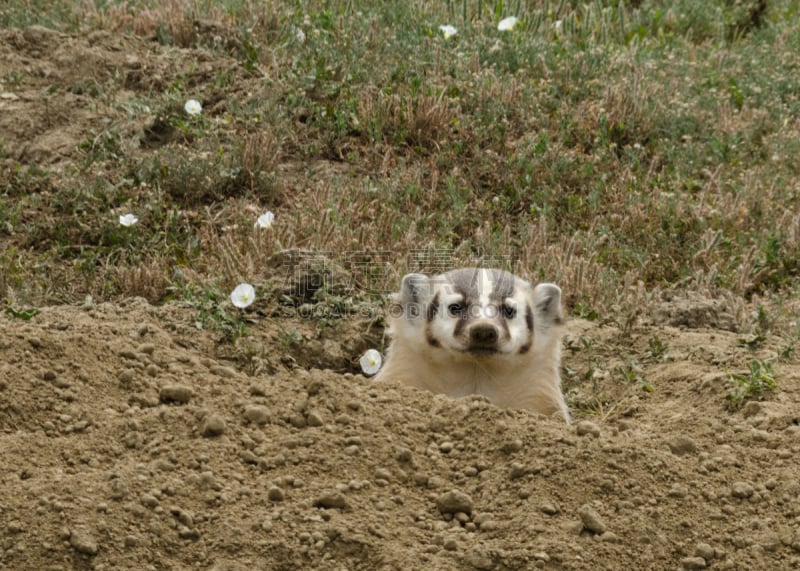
{"left": 578, "top": 505, "right": 607, "bottom": 534}
{"left": 69, "top": 527, "right": 98, "bottom": 556}
{"left": 313, "top": 492, "right": 347, "bottom": 509}
{"left": 436, "top": 490, "right": 474, "bottom": 515}
{"left": 575, "top": 420, "right": 601, "bottom": 437}
{"left": 681, "top": 556, "right": 707, "bottom": 569}
{"left": 201, "top": 414, "right": 226, "bottom": 437}
{"left": 159, "top": 384, "right": 193, "bottom": 404}
{"left": 667, "top": 436, "right": 698, "bottom": 456}
{"left": 695, "top": 542, "right": 715, "bottom": 560}
{"left": 731, "top": 481, "right": 755, "bottom": 499}
{"left": 243, "top": 405, "right": 270, "bottom": 425}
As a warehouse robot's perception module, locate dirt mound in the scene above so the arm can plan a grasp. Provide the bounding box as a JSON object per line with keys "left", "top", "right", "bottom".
{"left": 1, "top": 300, "right": 799, "bottom": 570}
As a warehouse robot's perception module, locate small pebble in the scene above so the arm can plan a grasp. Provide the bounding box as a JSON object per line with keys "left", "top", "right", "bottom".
{"left": 138, "top": 343, "right": 155, "bottom": 354}
{"left": 201, "top": 414, "right": 226, "bottom": 437}
{"left": 695, "top": 542, "right": 715, "bottom": 560}
{"left": 267, "top": 487, "right": 284, "bottom": 502}
{"left": 69, "top": 527, "right": 98, "bottom": 555}
{"left": 178, "top": 526, "right": 200, "bottom": 540}
{"left": 210, "top": 364, "right": 237, "bottom": 378}
{"left": 541, "top": 503, "right": 559, "bottom": 516}
{"left": 170, "top": 506, "right": 194, "bottom": 527}
{"left": 509, "top": 462, "right": 527, "bottom": 480}
{"left": 668, "top": 484, "right": 689, "bottom": 498}
{"left": 141, "top": 494, "right": 159, "bottom": 508}
{"left": 578, "top": 505, "right": 607, "bottom": 534}
{"left": 600, "top": 531, "right": 620, "bottom": 543}
{"left": 681, "top": 556, "right": 707, "bottom": 569}
{"left": 501, "top": 439, "right": 523, "bottom": 453}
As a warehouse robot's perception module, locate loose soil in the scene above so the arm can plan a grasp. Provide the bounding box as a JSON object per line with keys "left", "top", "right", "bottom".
{"left": 2, "top": 25, "right": 800, "bottom": 571}
{"left": 1, "top": 297, "right": 799, "bottom": 571}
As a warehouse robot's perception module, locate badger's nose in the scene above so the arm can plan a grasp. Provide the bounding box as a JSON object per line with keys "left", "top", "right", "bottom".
{"left": 469, "top": 324, "right": 499, "bottom": 346}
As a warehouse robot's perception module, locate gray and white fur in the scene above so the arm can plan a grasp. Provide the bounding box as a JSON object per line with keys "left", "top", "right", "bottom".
{"left": 375, "top": 268, "right": 570, "bottom": 423}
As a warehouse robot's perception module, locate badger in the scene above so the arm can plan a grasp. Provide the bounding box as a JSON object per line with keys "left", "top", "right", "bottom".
{"left": 374, "top": 268, "right": 570, "bottom": 423}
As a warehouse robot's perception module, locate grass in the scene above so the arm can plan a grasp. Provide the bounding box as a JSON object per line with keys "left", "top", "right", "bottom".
{"left": 1, "top": 0, "right": 800, "bottom": 341}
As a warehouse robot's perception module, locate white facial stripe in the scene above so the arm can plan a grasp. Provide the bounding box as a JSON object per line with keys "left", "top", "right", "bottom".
{"left": 478, "top": 269, "right": 492, "bottom": 309}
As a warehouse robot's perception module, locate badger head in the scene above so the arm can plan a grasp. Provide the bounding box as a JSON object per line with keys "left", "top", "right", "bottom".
{"left": 388, "top": 268, "right": 563, "bottom": 358}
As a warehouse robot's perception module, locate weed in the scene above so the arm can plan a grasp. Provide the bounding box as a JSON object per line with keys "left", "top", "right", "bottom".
{"left": 5, "top": 304, "right": 40, "bottom": 321}
{"left": 726, "top": 360, "right": 776, "bottom": 409}
{"left": 646, "top": 336, "right": 670, "bottom": 362}
{"left": 618, "top": 361, "right": 653, "bottom": 393}
{"left": 184, "top": 286, "right": 247, "bottom": 343}
{"left": 278, "top": 327, "right": 303, "bottom": 348}
{"left": 738, "top": 330, "right": 766, "bottom": 350}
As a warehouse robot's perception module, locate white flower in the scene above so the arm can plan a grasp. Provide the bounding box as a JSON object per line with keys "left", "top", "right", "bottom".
{"left": 119, "top": 213, "right": 138, "bottom": 227}
{"left": 255, "top": 211, "right": 275, "bottom": 229}
{"left": 554, "top": 19, "right": 563, "bottom": 33}
{"left": 184, "top": 99, "right": 202, "bottom": 116}
{"left": 498, "top": 16, "right": 518, "bottom": 31}
{"left": 293, "top": 27, "right": 306, "bottom": 43}
{"left": 359, "top": 349, "right": 382, "bottom": 376}
{"left": 230, "top": 283, "right": 256, "bottom": 309}
{"left": 439, "top": 25, "right": 458, "bottom": 39}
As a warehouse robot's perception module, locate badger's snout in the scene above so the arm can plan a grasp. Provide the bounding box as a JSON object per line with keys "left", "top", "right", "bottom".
{"left": 467, "top": 322, "right": 500, "bottom": 350}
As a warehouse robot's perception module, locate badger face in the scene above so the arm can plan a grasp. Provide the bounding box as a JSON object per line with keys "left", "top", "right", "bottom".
{"left": 391, "top": 268, "right": 562, "bottom": 358}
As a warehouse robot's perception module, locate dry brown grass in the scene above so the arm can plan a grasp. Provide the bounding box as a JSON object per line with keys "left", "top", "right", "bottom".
{"left": 112, "top": 259, "right": 170, "bottom": 304}
{"left": 357, "top": 89, "right": 457, "bottom": 149}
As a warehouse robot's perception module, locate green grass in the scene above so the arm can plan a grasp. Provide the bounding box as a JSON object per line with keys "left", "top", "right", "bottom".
{"left": 726, "top": 359, "right": 777, "bottom": 408}
{"left": 1, "top": 0, "right": 800, "bottom": 338}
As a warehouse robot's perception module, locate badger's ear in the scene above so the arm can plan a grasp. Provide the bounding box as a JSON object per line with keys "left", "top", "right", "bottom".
{"left": 399, "top": 273, "right": 432, "bottom": 303}
{"left": 532, "top": 283, "right": 563, "bottom": 328}
{"left": 393, "top": 273, "right": 433, "bottom": 321}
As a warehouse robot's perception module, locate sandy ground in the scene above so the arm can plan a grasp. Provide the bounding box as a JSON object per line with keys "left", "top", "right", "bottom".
{"left": 1, "top": 296, "right": 799, "bottom": 571}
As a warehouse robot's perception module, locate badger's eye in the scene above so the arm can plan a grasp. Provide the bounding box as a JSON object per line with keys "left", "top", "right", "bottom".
{"left": 447, "top": 303, "right": 465, "bottom": 317}
{"left": 501, "top": 304, "right": 517, "bottom": 319}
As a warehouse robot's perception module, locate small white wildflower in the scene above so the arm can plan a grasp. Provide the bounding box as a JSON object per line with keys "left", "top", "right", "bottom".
{"left": 293, "top": 27, "right": 306, "bottom": 43}
{"left": 359, "top": 349, "right": 382, "bottom": 376}
{"left": 230, "top": 283, "right": 256, "bottom": 309}
{"left": 498, "top": 16, "right": 518, "bottom": 31}
{"left": 184, "top": 99, "right": 202, "bottom": 116}
{"left": 554, "top": 19, "right": 563, "bottom": 34}
{"left": 439, "top": 25, "right": 458, "bottom": 39}
{"left": 119, "top": 213, "right": 138, "bottom": 227}
{"left": 255, "top": 211, "right": 275, "bottom": 229}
